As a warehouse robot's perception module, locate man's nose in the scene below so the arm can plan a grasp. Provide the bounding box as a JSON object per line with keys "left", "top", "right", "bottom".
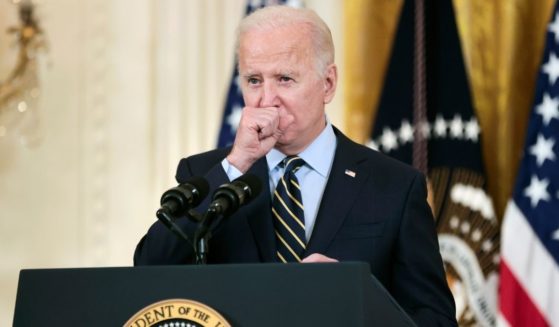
{"left": 259, "top": 82, "right": 279, "bottom": 108}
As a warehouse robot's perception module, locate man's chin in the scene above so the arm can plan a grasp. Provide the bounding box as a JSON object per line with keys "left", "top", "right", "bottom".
{"left": 275, "top": 135, "right": 291, "bottom": 146}
{"left": 274, "top": 136, "right": 302, "bottom": 155}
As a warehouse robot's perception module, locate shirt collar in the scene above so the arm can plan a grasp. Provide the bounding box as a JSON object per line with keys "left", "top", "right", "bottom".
{"left": 266, "top": 121, "right": 337, "bottom": 178}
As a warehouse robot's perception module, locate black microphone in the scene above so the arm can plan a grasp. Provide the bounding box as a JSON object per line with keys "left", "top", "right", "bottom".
{"left": 158, "top": 176, "right": 210, "bottom": 216}
{"left": 155, "top": 176, "right": 209, "bottom": 246}
{"left": 193, "top": 173, "right": 262, "bottom": 264}
{"left": 208, "top": 173, "right": 262, "bottom": 216}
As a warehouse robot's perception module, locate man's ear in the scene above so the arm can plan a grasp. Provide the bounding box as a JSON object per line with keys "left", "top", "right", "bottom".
{"left": 323, "top": 64, "right": 338, "bottom": 104}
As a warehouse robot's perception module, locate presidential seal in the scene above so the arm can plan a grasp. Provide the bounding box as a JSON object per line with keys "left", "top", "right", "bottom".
{"left": 430, "top": 169, "right": 500, "bottom": 327}
{"left": 125, "top": 299, "right": 231, "bottom": 327}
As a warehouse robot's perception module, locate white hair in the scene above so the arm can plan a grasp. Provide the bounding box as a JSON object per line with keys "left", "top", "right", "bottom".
{"left": 236, "top": 5, "right": 335, "bottom": 76}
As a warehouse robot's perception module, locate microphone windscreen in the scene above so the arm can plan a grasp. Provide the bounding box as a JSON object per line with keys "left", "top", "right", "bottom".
{"left": 233, "top": 173, "right": 262, "bottom": 200}
{"left": 185, "top": 176, "right": 210, "bottom": 205}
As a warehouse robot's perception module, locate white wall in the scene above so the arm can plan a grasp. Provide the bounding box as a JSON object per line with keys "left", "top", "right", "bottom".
{"left": 0, "top": 0, "right": 344, "bottom": 324}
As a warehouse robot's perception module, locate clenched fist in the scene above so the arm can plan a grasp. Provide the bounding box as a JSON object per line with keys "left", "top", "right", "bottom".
{"left": 226, "top": 106, "right": 294, "bottom": 172}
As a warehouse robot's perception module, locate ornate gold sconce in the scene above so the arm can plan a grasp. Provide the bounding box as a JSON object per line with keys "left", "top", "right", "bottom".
{"left": 0, "top": 0, "right": 46, "bottom": 146}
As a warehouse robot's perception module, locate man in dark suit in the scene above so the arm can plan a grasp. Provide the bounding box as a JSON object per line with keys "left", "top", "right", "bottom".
{"left": 135, "top": 5, "right": 457, "bottom": 326}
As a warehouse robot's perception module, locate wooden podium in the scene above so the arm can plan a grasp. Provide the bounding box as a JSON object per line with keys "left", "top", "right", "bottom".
{"left": 13, "top": 262, "right": 416, "bottom": 326}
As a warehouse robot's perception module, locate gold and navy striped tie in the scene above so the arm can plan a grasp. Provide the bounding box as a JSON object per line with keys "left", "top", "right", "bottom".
{"left": 272, "top": 156, "right": 306, "bottom": 263}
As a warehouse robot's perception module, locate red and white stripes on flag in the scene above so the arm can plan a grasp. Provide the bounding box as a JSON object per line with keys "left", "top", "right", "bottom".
{"left": 498, "top": 2, "right": 559, "bottom": 326}
{"left": 499, "top": 203, "right": 559, "bottom": 326}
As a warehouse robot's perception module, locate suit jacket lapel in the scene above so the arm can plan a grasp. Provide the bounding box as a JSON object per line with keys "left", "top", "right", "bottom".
{"left": 240, "top": 128, "right": 371, "bottom": 261}
{"left": 305, "top": 130, "right": 371, "bottom": 256}
{"left": 245, "top": 157, "right": 277, "bottom": 262}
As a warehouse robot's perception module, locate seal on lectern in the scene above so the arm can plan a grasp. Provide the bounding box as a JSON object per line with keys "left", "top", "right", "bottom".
{"left": 124, "top": 298, "right": 231, "bottom": 327}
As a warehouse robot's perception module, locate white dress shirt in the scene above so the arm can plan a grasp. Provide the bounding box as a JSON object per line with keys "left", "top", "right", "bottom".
{"left": 221, "top": 122, "right": 337, "bottom": 241}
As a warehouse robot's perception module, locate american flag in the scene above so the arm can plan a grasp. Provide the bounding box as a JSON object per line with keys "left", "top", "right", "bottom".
{"left": 498, "top": 2, "right": 559, "bottom": 327}
{"left": 217, "top": 0, "right": 303, "bottom": 147}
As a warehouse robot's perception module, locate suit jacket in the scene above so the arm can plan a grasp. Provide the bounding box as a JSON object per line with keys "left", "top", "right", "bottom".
{"left": 134, "top": 127, "right": 457, "bottom": 326}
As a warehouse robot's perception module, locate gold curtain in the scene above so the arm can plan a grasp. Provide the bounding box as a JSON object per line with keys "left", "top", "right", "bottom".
{"left": 344, "top": 0, "right": 555, "bottom": 218}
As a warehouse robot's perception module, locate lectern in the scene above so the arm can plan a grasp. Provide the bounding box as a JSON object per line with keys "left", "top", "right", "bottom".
{"left": 14, "top": 262, "right": 416, "bottom": 326}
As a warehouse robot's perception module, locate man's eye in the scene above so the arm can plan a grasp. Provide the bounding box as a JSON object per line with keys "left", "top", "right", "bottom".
{"left": 279, "top": 76, "right": 292, "bottom": 83}
{"left": 247, "top": 78, "right": 260, "bottom": 85}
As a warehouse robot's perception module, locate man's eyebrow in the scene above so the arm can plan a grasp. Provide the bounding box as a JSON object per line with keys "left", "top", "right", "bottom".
{"left": 239, "top": 71, "right": 298, "bottom": 78}
{"left": 241, "top": 73, "right": 260, "bottom": 78}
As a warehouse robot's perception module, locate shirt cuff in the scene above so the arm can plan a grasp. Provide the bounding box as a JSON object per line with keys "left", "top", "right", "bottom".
{"left": 221, "top": 158, "right": 244, "bottom": 181}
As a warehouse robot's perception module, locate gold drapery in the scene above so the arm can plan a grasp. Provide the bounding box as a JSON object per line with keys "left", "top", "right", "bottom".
{"left": 344, "top": 0, "right": 555, "bottom": 218}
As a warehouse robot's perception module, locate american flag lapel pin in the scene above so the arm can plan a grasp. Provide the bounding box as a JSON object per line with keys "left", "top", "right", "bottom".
{"left": 345, "top": 169, "right": 356, "bottom": 178}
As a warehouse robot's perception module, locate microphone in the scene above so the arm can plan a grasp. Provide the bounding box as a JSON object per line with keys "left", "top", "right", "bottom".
{"left": 208, "top": 173, "right": 262, "bottom": 216}
{"left": 155, "top": 176, "right": 209, "bottom": 246}
{"left": 158, "top": 176, "right": 210, "bottom": 216}
{"left": 194, "top": 174, "right": 262, "bottom": 264}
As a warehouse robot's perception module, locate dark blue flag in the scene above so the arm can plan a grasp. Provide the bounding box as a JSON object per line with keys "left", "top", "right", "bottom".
{"left": 370, "top": 1, "right": 500, "bottom": 325}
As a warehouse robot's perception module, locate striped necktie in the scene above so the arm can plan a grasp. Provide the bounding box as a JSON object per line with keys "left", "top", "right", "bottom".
{"left": 272, "top": 155, "right": 306, "bottom": 262}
